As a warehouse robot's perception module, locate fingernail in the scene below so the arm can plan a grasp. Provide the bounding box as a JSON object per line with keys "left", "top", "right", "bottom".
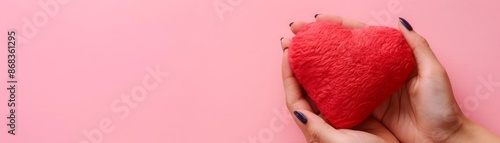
{"left": 283, "top": 47, "right": 289, "bottom": 52}
{"left": 314, "top": 14, "right": 320, "bottom": 18}
{"left": 281, "top": 37, "right": 288, "bottom": 52}
{"left": 289, "top": 22, "right": 294, "bottom": 27}
{"left": 399, "top": 17, "right": 413, "bottom": 31}
{"left": 294, "top": 111, "right": 308, "bottom": 125}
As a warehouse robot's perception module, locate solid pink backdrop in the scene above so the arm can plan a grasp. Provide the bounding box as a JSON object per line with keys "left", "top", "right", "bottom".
{"left": 1, "top": 0, "right": 499, "bottom": 142}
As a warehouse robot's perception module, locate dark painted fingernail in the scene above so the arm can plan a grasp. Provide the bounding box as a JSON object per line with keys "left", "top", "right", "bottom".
{"left": 289, "top": 22, "right": 294, "bottom": 27}
{"left": 280, "top": 37, "right": 284, "bottom": 41}
{"left": 314, "top": 14, "right": 320, "bottom": 18}
{"left": 294, "top": 111, "right": 308, "bottom": 125}
{"left": 399, "top": 17, "right": 413, "bottom": 31}
{"left": 282, "top": 47, "right": 289, "bottom": 52}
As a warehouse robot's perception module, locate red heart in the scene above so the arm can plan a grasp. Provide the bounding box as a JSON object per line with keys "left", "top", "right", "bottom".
{"left": 289, "top": 21, "right": 415, "bottom": 128}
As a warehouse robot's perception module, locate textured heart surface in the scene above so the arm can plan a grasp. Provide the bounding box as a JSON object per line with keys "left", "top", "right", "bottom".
{"left": 289, "top": 21, "right": 415, "bottom": 128}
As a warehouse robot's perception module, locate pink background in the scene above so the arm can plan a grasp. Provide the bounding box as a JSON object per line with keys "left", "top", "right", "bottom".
{"left": 1, "top": 0, "right": 500, "bottom": 142}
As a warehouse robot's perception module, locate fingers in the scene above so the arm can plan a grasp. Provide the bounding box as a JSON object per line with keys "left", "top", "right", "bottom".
{"left": 290, "top": 21, "right": 307, "bottom": 35}
{"left": 281, "top": 37, "right": 323, "bottom": 140}
{"left": 280, "top": 37, "right": 315, "bottom": 114}
{"left": 398, "top": 18, "right": 445, "bottom": 77}
{"left": 294, "top": 110, "right": 339, "bottom": 143}
{"left": 315, "top": 14, "right": 367, "bottom": 29}
{"left": 281, "top": 37, "right": 338, "bottom": 142}
{"left": 315, "top": 14, "right": 343, "bottom": 25}
{"left": 289, "top": 14, "right": 367, "bottom": 35}
{"left": 280, "top": 37, "right": 291, "bottom": 52}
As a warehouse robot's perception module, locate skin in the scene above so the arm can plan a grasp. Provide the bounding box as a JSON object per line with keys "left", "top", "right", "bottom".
{"left": 280, "top": 14, "right": 500, "bottom": 143}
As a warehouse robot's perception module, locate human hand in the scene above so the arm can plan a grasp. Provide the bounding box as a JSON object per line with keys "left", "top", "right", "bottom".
{"left": 280, "top": 14, "right": 399, "bottom": 143}
{"left": 281, "top": 14, "right": 500, "bottom": 143}
{"left": 373, "top": 16, "right": 500, "bottom": 143}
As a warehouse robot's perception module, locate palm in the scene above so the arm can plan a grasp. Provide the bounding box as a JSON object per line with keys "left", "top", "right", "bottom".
{"left": 372, "top": 72, "right": 464, "bottom": 142}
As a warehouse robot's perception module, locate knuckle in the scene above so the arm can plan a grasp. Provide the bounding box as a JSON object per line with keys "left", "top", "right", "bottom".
{"left": 414, "top": 36, "right": 430, "bottom": 48}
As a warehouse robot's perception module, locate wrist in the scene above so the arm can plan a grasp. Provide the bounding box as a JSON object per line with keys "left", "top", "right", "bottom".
{"left": 447, "top": 117, "right": 500, "bottom": 143}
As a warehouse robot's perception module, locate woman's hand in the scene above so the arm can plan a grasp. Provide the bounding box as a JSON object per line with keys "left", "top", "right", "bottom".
{"left": 373, "top": 16, "right": 500, "bottom": 143}
{"left": 280, "top": 14, "right": 399, "bottom": 143}
{"left": 280, "top": 14, "right": 500, "bottom": 143}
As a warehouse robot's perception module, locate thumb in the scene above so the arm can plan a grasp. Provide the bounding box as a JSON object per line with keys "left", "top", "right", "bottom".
{"left": 293, "top": 110, "right": 342, "bottom": 142}
{"left": 398, "top": 17, "right": 446, "bottom": 77}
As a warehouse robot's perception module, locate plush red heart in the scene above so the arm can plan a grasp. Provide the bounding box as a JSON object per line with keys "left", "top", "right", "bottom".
{"left": 289, "top": 21, "right": 415, "bottom": 128}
